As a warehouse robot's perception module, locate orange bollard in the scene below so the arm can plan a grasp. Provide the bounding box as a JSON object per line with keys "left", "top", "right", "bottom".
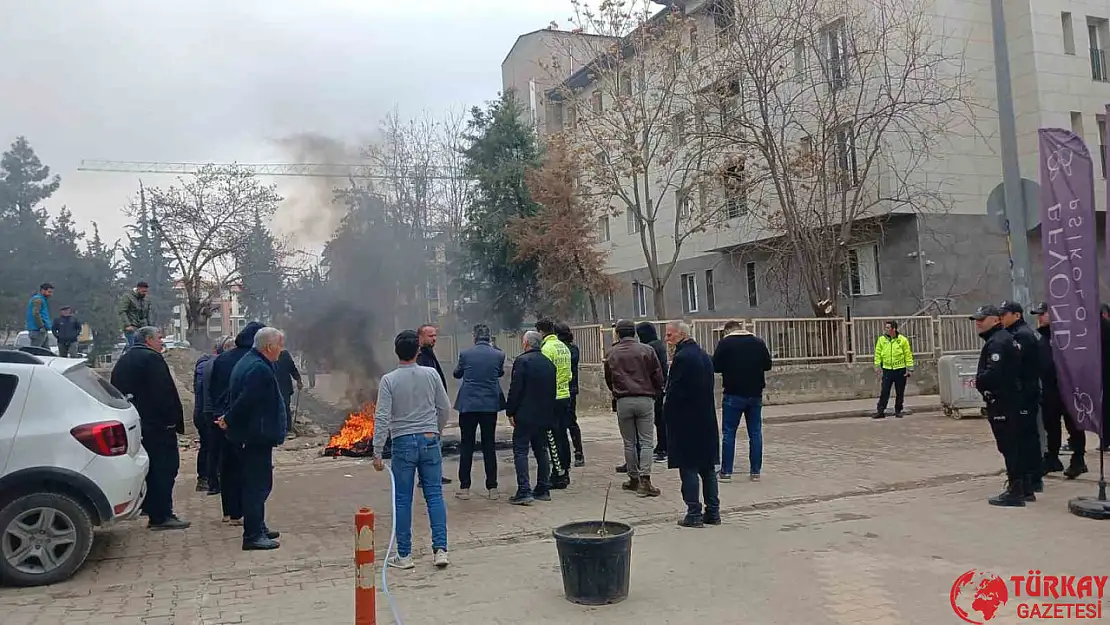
{"left": 355, "top": 507, "right": 376, "bottom": 625}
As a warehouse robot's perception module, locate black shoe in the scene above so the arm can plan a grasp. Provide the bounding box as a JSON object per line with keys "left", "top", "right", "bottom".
{"left": 243, "top": 537, "right": 280, "bottom": 551}
{"left": 872, "top": 413, "right": 886, "bottom": 420}
{"left": 677, "top": 515, "right": 705, "bottom": 528}
{"left": 508, "top": 493, "right": 535, "bottom": 506}
{"left": 442, "top": 476, "right": 453, "bottom": 485}
{"left": 574, "top": 454, "right": 585, "bottom": 468}
{"left": 988, "top": 482, "right": 1026, "bottom": 507}
{"left": 195, "top": 478, "right": 209, "bottom": 492}
{"left": 1043, "top": 454, "right": 1065, "bottom": 474}
{"left": 653, "top": 451, "right": 667, "bottom": 463}
{"left": 1030, "top": 477, "right": 1044, "bottom": 493}
{"left": 264, "top": 529, "right": 280, "bottom": 540}
{"left": 149, "top": 516, "right": 192, "bottom": 531}
{"left": 551, "top": 476, "right": 570, "bottom": 490}
{"left": 534, "top": 491, "right": 551, "bottom": 502}
{"left": 207, "top": 488, "right": 221, "bottom": 496}
{"left": 703, "top": 512, "right": 722, "bottom": 526}
{"left": 894, "top": 412, "right": 904, "bottom": 419}
{"left": 615, "top": 464, "right": 628, "bottom": 473}
{"left": 1064, "top": 457, "right": 1088, "bottom": 479}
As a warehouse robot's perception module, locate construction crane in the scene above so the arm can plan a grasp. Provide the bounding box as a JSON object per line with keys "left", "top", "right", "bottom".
{"left": 77, "top": 159, "right": 470, "bottom": 181}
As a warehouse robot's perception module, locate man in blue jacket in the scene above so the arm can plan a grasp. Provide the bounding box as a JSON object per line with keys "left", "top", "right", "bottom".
{"left": 452, "top": 324, "right": 505, "bottom": 500}
{"left": 25, "top": 283, "right": 53, "bottom": 348}
{"left": 220, "top": 326, "right": 287, "bottom": 551}
{"left": 207, "top": 321, "right": 265, "bottom": 523}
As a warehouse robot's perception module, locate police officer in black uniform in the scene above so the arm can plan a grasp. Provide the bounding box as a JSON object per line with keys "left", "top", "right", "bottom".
{"left": 1030, "top": 302, "right": 1088, "bottom": 479}
{"left": 998, "top": 300, "right": 1045, "bottom": 496}
{"left": 972, "top": 305, "right": 1030, "bottom": 507}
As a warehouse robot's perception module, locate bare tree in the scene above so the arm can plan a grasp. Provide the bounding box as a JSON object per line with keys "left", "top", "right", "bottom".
{"left": 143, "top": 164, "right": 281, "bottom": 339}
{"left": 549, "top": 0, "right": 727, "bottom": 317}
{"left": 705, "top": 0, "right": 975, "bottom": 315}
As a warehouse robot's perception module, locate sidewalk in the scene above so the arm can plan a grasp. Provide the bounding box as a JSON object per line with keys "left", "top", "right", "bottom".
{"left": 761, "top": 394, "right": 942, "bottom": 423}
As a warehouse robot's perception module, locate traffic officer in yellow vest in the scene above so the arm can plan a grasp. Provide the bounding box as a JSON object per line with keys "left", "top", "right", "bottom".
{"left": 873, "top": 320, "right": 914, "bottom": 419}
{"left": 536, "top": 319, "right": 573, "bottom": 489}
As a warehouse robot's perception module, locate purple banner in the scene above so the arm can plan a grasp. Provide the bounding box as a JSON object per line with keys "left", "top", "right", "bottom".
{"left": 1039, "top": 128, "right": 1101, "bottom": 437}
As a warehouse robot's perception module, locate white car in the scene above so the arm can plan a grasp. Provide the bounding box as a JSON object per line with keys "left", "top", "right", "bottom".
{"left": 0, "top": 349, "right": 149, "bottom": 586}
{"left": 13, "top": 331, "right": 58, "bottom": 356}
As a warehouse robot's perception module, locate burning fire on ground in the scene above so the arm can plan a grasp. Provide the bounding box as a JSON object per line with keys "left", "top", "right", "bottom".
{"left": 324, "top": 402, "right": 376, "bottom": 457}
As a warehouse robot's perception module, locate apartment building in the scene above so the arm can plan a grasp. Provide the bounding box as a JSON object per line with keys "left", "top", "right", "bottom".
{"left": 502, "top": 0, "right": 1110, "bottom": 320}
{"left": 170, "top": 281, "right": 248, "bottom": 341}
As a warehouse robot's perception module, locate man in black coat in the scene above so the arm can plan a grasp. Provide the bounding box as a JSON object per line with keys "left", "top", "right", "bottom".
{"left": 416, "top": 323, "right": 452, "bottom": 485}
{"left": 999, "top": 300, "right": 1045, "bottom": 495}
{"left": 505, "top": 330, "right": 557, "bottom": 506}
{"left": 663, "top": 321, "right": 720, "bottom": 528}
{"left": 274, "top": 349, "right": 302, "bottom": 433}
{"left": 972, "top": 305, "right": 1028, "bottom": 507}
{"left": 1030, "top": 303, "right": 1087, "bottom": 479}
{"left": 636, "top": 322, "right": 669, "bottom": 463}
{"left": 51, "top": 306, "right": 83, "bottom": 358}
{"left": 556, "top": 323, "right": 586, "bottom": 467}
{"left": 221, "top": 326, "right": 288, "bottom": 551}
{"left": 207, "top": 321, "right": 266, "bottom": 523}
{"left": 110, "top": 326, "right": 190, "bottom": 530}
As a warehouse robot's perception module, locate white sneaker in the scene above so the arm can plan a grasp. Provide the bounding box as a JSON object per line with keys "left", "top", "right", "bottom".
{"left": 487, "top": 488, "right": 500, "bottom": 500}
{"left": 387, "top": 554, "right": 415, "bottom": 570}
{"left": 456, "top": 488, "right": 471, "bottom": 500}
{"left": 433, "top": 550, "right": 450, "bottom": 568}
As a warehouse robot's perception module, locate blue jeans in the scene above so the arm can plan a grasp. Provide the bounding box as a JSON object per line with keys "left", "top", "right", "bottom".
{"left": 390, "top": 433, "right": 448, "bottom": 557}
{"left": 721, "top": 395, "right": 763, "bottom": 476}
{"left": 124, "top": 330, "right": 137, "bottom": 350}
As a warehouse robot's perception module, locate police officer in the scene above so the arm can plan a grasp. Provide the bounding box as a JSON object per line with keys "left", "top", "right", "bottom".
{"left": 998, "top": 300, "right": 1045, "bottom": 495}
{"left": 1030, "top": 302, "right": 1088, "bottom": 479}
{"left": 972, "top": 305, "right": 1029, "bottom": 507}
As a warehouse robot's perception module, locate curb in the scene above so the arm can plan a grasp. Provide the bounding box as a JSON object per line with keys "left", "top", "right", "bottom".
{"left": 763, "top": 404, "right": 943, "bottom": 425}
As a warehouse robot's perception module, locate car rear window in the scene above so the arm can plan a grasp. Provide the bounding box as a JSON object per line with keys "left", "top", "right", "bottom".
{"left": 64, "top": 365, "right": 131, "bottom": 409}
{"left": 0, "top": 373, "right": 17, "bottom": 420}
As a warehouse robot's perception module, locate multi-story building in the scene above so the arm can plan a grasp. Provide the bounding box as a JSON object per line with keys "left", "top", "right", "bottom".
{"left": 171, "top": 281, "right": 249, "bottom": 342}
{"left": 503, "top": 0, "right": 1110, "bottom": 321}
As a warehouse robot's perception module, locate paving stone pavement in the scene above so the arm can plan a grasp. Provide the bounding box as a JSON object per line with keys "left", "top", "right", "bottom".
{"left": 0, "top": 411, "right": 1103, "bottom": 624}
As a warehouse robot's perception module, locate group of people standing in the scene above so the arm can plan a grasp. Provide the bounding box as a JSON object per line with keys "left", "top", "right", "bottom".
{"left": 973, "top": 300, "right": 1089, "bottom": 508}
{"left": 23, "top": 282, "right": 85, "bottom": 357}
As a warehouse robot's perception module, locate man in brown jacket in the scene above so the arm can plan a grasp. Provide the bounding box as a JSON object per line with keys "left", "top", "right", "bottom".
{"left": 604, "top": 319, "right": 665, "bottom": 496}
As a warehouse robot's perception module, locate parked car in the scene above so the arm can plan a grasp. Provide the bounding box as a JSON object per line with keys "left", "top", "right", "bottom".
{"left": 0, "top": 349, "right": 149, "bottom": 586}
{"left": 13, "top": 331, "right": 58, "bottom": 356}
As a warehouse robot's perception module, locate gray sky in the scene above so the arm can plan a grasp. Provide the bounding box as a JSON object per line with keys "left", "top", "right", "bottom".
{"left": 0, "top": 0, "right": 569, "bottom": 244}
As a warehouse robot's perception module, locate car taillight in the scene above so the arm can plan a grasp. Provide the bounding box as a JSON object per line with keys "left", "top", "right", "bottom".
{"left": 71, "top": 421, "right": 129, "bottom": 457}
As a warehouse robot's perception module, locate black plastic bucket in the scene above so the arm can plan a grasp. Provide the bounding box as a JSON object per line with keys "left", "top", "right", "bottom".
{"left": 552, "top": 521, "right": 634, "bottom": 605}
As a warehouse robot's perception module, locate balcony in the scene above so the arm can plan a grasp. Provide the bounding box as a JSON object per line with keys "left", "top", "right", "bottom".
{"left": 1093, "top": 48, "right": 1109, "bottom": 82}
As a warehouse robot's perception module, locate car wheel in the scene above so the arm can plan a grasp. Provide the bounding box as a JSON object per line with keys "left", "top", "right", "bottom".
{"left": 0, "top": 492, "right": 94, "bottom": 587}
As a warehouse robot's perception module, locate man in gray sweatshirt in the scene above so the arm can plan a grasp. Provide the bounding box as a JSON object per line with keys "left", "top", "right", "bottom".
{"left": 373, "top": 329, "right": 451, "bottom": 570}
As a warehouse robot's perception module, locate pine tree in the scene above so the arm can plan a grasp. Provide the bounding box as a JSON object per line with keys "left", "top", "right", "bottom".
{"left": 235, "top": 209, "right": 284, "bottom": 323}
{"left": 0, "top": 137, "right": 57, "bottom": 334}
{"left": 121, "top": 184, "right": 175, "bottom": 328}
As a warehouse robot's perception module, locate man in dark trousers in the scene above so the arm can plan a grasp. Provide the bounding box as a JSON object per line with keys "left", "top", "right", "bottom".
{"left": 636, "top": 322, "right": 669, "bottom": 464}
{"left": 999, "top": 300, "right": 1045, "bottom": 495}
{"left": 713, "top": 319, "right": 773, "bottom": 482}
{"left": 200, "top": 335, "right": 236, "bottom": 495}
{"left": 110, "top": 326, "right": 190, "bottom": 530}
{"left": 208, "top": 321, "right": 266, "bottom": 524}
{"left": 972, "top": 306, "right": 1029, "bottom": 507}
{"left": 220, "top": 327, "right": 287, "bottom": 551}
{"left": 1031, "top": 303, "right": 1088, "bottom": 479}
{"left": 605, "top": 319, "right": 665, "bottom": 497}
{"left": 416, "top": 324, "right": 452, "bottom": 485}
{"left": 275, "top": 349, "right": 303, "bottom": 434}
{"left": 556, "top": 323, "right": 586, "bottom": 467}
{"left": 505, "top": 331, "right": 556, "bottom": 505}
{"left": 452, "top": 324, "right": 505, "bottom": 500}
{"left": 51, "top": 306, "right": 82, "bottom": 358}
{"left": 664, "top": 320, "right": 720, "bottom": 528}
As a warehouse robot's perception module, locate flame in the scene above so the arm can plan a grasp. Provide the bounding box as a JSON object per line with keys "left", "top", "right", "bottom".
{"left": 326, "top": 402, "right": 376, "bottom": 450}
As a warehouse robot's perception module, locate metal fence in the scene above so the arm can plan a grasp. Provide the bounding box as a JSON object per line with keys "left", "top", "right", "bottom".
{"left": 432, "top": 313, "right": 982, "bottom": 366}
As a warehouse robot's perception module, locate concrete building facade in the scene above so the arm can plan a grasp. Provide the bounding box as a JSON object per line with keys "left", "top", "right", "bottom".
{"left": 502, "top": 0, "right": 1110, "bottom": 321}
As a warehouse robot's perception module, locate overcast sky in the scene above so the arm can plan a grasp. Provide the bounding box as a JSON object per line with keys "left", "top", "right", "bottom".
{"left": 0, "top": 0, "right": 571, "bottom": 244}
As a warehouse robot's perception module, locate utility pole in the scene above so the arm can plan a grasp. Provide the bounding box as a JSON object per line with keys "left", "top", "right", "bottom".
{"left": 991, "top": 0, "right": 1032, "bottom": 307}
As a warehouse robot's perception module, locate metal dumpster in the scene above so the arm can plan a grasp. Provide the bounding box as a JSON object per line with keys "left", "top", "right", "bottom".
{"left": 938, "top": 354, "right": 985, "bottom": 419}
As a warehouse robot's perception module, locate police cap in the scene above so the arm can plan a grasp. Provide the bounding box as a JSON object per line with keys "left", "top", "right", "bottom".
{"left": 969, "top": 305, "right": 1004, "bottom": 321}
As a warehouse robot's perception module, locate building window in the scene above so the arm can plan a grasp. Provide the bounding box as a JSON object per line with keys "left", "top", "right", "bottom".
{"left": 597, "top": 216, "right": 611, "bottom": 243}
{"left": 618, "top": 71, "right": 634, "bottom": 97}
{"left": 709, "top": 0, "right": 736, "bottom": 47}
{"left": 681, "top": 273, "right": 699, "bottom": 313}
{"left": 1089, "top": 18, "right": 1109, "bottom": 82}
{"left": 671, "top": 112, "right": 687, "bottom": 146}
{"left": 591, "top": 90, "right": 604, "bottom": 114}
{"left": 832, "top": 123, "right": 859, "bottom": 191}
{"left": 633, "top": 282, "right": 648, "bottom": 317}
{"left": 705, "top": 269, "right": 716, "bottom": 311}
{"left": 627, "top": 205, "right": 641, "bottom": 234}
{"left": 844, "top": 244, "right": 882, "bottom": 296}
{"left": 1097, "top": 115, "right": 1107, "bottom": 179}
{"left": 794, "top": 39, "right": 806, "bottom": 81}
{"left": 745, "top": 262, "right": 758, "bottom": 307}
{"left": 426, "top": 280, "right": 439, "bottom": 300}
{"left": 724, "top": 164, "right": 747, "bottom": 218}
{"left": 605, "top": 290, "right": 615, "bottom": 321}
{"left": 676, "top": 190, "right": 693, "bottom": 220}
{"left": 1062, "top": 12, "right": 1076, "bottom": 55}
{"left": 547, "top": 102, "right": 564, "bottom": 134}
{"left": 823, "top": 18, "right": 850, "bottom": 91}
{"left": 1071, "top": 111, "right": 1085, "bottom": 137}
{"left": 567, "top": 104, "right": 578, "bottom": 129}
{"left": 690, "top": 24, "right": 699, "bottom": 63}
